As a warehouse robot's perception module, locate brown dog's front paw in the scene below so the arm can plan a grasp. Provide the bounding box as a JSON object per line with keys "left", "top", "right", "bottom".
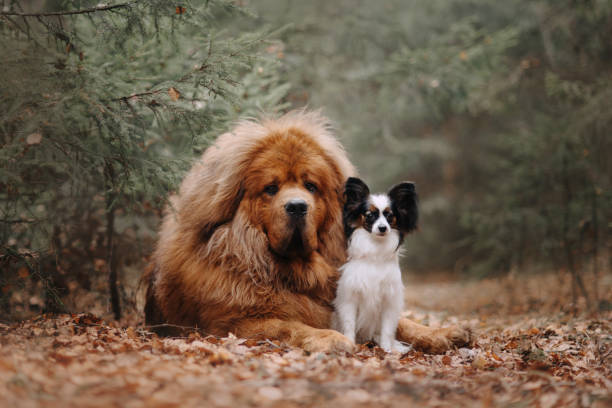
{"left": 425, "top": 326, "right": 473, "bottom": 354}
{"left": 301, "top": 329, "right": 356, "bottom": 353}
{"left": 445, "top": 325, "right": 472, "bottom": 348}
{"left": 397, "top": 318, "right": 473, "bottom": 354}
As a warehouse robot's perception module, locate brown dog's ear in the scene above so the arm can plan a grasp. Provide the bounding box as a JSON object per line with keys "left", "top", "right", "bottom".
{"left": 196, "top": 187, "right": 245, "bottom": 242}
{"left": 177, "top": 128, "right": 257, "bottom": 242}
{"left": 388, "top": 182, "right": 418, "bottom": 234}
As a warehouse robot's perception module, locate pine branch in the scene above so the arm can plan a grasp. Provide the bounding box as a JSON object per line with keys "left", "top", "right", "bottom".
{"left": 0, "top": 15, "right": 40, "bottom": 45}
{"left": 0, "top": 1, "right": 139, "bottom": 17}
{"left": 0, "top": 219, "right": 39, "bottom": 224}
{"left": 112, "top": 63, "right": 236, "bottom": 104}
{"left": 113, "top": 89, "right": 164, "bottom": 102}
{"left": 34, "top": 15, "right": 80, "bottom": 53}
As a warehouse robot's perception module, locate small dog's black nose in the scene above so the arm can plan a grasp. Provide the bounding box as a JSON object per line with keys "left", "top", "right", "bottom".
{"left": 378, "top": 225, "right": 387, "bottom": 233}
{"left": 285, "top": 199, "right": 308, "bottom": 217}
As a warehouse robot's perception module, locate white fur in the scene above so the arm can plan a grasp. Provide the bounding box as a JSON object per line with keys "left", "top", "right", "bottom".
{"left": 333, "top": 197, "right": 411, "bottom": 353}
{"left": 370, "top": 194, "right": 391, "bottom": 235}
{"left": 369, "top": 194, "right": 390, "bottom": 212}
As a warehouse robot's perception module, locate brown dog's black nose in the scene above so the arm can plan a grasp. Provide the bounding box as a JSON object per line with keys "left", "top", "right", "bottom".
{"left": 285, "top": 199, "right": 308, "bottom": 217}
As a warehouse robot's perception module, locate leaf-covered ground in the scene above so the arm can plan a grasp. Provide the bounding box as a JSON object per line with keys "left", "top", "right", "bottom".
{"left": 1, "top": 273, "right": 610, "bottom": 407}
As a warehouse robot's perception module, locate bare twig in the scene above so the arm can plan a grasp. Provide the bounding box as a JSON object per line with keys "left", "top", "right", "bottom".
{"left": 264, "top": 339, "right": 281, "bottom": 349}
{"left": 143, "top": 323, "right": 208, "bottom": 332}
{"left": 0, "top": 219, "right": 39, "bottom": 224}
{"left": 0, "top": 2, "right": 139, "bottom": 17}
{"left": 35, "top": 15, "right": 80, "bottom": 53}
{"left": 0, "top": 15, "right": 36, "bottom": 43}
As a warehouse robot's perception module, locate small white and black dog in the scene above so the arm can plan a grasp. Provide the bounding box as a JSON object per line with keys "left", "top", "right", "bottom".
{"left": 333, "top": 177, "right": 418, "bottom": 352}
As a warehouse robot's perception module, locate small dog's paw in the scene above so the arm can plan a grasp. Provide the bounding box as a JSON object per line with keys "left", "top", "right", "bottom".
{"left": 302, "top": 329, "right": 356, "bottom": 354}
{"left": 392, "top": 340, "right": 412, "bottom": 354}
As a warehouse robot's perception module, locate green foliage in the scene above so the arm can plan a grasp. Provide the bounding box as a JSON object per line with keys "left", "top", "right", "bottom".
{"left": 386, "top": 0, "right": 612, "bottom": 277}
{"left": 0, "top": 0, "right": 288, "bottom": 318}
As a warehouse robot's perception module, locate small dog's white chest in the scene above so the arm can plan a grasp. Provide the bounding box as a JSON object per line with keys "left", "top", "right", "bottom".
{"left": 338, "top": 259, "right": 401, "bottom": 295}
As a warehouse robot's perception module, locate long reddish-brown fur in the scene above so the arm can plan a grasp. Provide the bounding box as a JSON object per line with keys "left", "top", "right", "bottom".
{"left": 144, "top": 110, "right": 470, "bottom": 353}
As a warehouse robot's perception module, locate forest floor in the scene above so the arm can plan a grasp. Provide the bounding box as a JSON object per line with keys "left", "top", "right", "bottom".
{"left": 1, "top": 272, "right": 610, "bottom": 408}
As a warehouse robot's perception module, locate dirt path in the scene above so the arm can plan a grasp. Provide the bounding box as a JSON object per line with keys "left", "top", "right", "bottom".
{"left": 1, "top": 274, "right": 610, "bottom": 407}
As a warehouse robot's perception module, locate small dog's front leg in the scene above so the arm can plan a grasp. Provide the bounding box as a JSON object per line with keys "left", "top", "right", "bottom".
{"left": 335, "top": 301, "right": 357, "bottom": 343}
{"left": 379, "top": 310, "right": 399, "bottom": 352}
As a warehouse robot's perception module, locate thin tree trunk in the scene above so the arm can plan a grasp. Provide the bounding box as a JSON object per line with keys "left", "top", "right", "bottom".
{"left": 591, "top": 188, "right": 599, "bottom": 307}
{"left": 561, "top": 153, "right": 590, "bottom": 313}
{"left": 105, "top": 162, "right": 121, "bottom": 320}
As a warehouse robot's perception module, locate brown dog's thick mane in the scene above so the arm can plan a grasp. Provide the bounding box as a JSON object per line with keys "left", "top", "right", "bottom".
{"left": 198, "top": 211, "right": 273, "bottom": 287}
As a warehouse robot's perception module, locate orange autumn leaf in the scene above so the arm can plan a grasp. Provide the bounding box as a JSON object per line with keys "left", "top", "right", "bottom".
{"left": 168, "top": 87, "right": 180, "bottom": 101}
{"left": 17, "top": 267, "right": 29, "bottom": 279}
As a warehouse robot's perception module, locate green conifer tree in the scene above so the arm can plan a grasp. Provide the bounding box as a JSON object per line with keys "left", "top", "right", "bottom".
{"left": 0, "top": 0, "right": 289, "bottom": 320}
{"left": 381, "top": 0, "right": 611, "bottom": 308}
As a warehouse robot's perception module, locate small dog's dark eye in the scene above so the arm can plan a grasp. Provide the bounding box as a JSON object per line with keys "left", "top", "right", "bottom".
{"left": 264, "top": 184, "right": 279, "bottom": 196}
{"left": 304, "top": 182, "right": 317, "bottom": 193}
{"left": 365, "top": 212, "right": 377, "bottom": 222}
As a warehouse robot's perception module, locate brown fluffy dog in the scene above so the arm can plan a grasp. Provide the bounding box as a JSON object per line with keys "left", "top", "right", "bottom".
{"left": 144, "top": 111, "right": 470, "bottom": 353}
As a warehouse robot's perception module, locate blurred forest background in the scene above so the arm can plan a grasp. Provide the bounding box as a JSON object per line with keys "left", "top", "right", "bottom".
{"left": 1, "top": 0, "right": 611, "bottom": 322}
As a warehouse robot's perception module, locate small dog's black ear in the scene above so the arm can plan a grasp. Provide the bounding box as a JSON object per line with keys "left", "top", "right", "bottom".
{"left": 344, "top": 177, "right": 370, "bottom": 208}
{"left": 388, "top": 181, "right": 418, "bottom": 234}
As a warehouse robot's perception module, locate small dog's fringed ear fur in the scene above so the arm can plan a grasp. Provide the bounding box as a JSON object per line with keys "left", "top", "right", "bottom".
{"left": 388, "top": 182, "right": 418, "bottom": 234}
{"left": 344, "top": 177, "right": 370, "bottom": 210}
{"left": 342, "top": 177, "right": 370, "bottom": 235}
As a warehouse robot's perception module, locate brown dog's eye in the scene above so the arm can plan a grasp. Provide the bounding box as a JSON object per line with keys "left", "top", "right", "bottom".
{"left": 264, "top": 184, "right": 279, "bottom": 196}
{"left": 304, "top": 182, "right": 317, "bottom": 193}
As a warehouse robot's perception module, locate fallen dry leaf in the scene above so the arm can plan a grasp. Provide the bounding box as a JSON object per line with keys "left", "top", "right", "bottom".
{"left": 26, "top": 132, "right": 42, "bottom": 145}
{"left": 0, "top": 274, "right": 609, "bottom": 407}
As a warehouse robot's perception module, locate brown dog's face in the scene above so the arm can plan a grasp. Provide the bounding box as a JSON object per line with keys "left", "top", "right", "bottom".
{"left": 240, "top": 128, "right": 341, "bottom": 259}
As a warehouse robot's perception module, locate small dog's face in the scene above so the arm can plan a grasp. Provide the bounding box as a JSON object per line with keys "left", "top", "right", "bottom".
{"left": 362, "top": 194, "right": 395, "bottom": 237}
{"left": 343, "top": 177, "right": 418, "bottom": 243}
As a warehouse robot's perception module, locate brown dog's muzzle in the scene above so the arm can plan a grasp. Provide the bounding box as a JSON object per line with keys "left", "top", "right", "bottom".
{"left": 284, "top": 199, "right": 308, "bottom": 219}
{"left": 265, "top": 187, "right": 317, "bottom": 258}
